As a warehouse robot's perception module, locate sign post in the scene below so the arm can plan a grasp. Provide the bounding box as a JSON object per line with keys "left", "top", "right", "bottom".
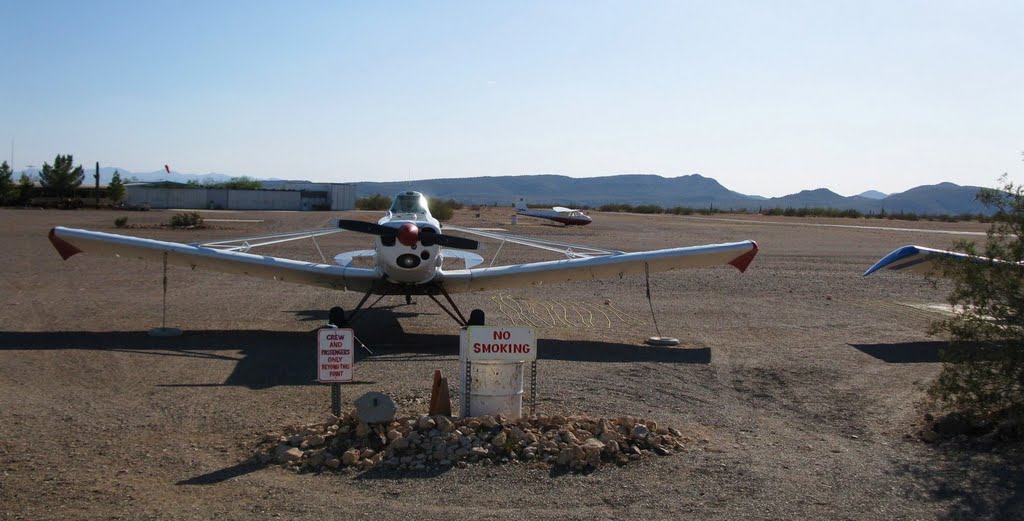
{"left": 318, "top": 327, "right": 354, "bottom": 416}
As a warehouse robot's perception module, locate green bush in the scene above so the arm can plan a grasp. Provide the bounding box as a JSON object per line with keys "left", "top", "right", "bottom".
{"left": 356, "top": 194, "right": 391, "bottom": 210}
{"left": 428, "top": 198, "right": 457, "bottom": 221}
{"left": 929, "top": 176, "right": 1024, "bottom": 426}
{"left": 114, "top": 216, "right": 128, "bottom": 227}
{"left": 169, "top": 212, "right": 204, "bottom": 228}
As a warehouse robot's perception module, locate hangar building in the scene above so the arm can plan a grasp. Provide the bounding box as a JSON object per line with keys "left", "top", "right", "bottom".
{"left": 125, "top": 181, "right": 355, "bottom": 211}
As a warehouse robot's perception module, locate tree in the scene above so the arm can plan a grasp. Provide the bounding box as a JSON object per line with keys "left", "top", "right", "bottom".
{"left": 16, "top": 173, "right": 34, "bottom": 205}
{"left": 930, "top": 175, "right": 1024, "bottom": 427}
{"left": 222, "top": 176, "right": 262, "bottom": 190}
{"left": 107, "top": 170, "right": 125, "bottom": 203}
{"left": 38, "top": 154, "right": 84, "bottom": 198}
{"left": 0, "top": 161, "right": 13, "bottom": 205}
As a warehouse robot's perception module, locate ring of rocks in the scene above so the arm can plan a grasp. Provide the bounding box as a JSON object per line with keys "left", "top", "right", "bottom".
{"left": 255, "top": 412, "right": 691, "bottom": 473}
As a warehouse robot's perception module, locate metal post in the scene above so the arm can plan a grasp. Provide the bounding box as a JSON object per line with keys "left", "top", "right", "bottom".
{"left": 161, "top": 252, "right": 168, "bottom": 329}
{"left": 464, "top": 360, "right": 472, "bottom": 417}
{"left": 331, "top": 383, "right": 341, "bottom": 417}
{"left": 530, "top": 360, "right": 537, "bottom": 416}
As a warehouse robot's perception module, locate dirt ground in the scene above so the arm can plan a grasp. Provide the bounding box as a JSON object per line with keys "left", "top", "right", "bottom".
{"left": 1, "top": 207, "right": 1021, "bottom": 520}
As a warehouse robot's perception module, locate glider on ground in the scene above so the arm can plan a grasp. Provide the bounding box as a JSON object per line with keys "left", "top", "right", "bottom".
{"left": 514, "top": 197, "right": 592, "bottom": 226}
{"left": 49, "top": 191, "right": 759, "bottom": 326}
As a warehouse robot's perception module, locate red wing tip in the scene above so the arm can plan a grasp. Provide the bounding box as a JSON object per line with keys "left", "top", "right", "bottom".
{"left": 48, "top": 228, "right": 83, "bottom": 260}
{"left": 728, "top": 241, "right": 759, "bottom": 273}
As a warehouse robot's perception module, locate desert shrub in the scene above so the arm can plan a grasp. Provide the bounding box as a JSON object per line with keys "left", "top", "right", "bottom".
{"left": 929, "top": 176, "right": 1024, "bottom": 425}
{"left": 428, "top": 198, "right": 458, "bottom": 221}
{"left": 356, "top": 194, "right": 391, "bottom": 210}
{"left": 169, "top": 212, "right": 204, "bottom": 228}
{"left": 114, "top": 216, "right": 128, "bottom": 227}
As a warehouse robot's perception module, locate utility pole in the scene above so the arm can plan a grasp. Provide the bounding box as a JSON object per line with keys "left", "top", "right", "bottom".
{"left": 94, "top": 162, "right": 101, "bottom": 207}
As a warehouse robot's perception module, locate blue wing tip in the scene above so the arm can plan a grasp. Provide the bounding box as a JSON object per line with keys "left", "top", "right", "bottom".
{"left": 864, "top": 245, "right": 921, "bottom": 277}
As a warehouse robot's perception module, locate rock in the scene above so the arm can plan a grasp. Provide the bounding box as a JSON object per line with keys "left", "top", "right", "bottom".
{"left": 308, "top": 449, "right": 326, "bottom": 468}
{"left": 550, "top": 415, "right": 567, "bottom": 426}
{"left": 288, "top": 435, "right": 303, "bottom": 446}
{"left": 920, "top": 429, "right": 940, "bottom": 443}
{"left": 604, "top": 440, "right": 620, "bottom": 454}
{"left": 391, "top": 437, "right": 410, "bottom": 451}
{"left": 342, "top": 449, "right": 360, "bottom": 466}
{"left": 355, "top": 422, "right": 371, "bottom": 438}
{"left": 492, "top": 431, "right": 508, "bottom": 448}
{"left": 387, "top": 429, "right": 402, "bottom": 441}
{"left": 479, "top": 416, "right": 498, "bottom": 429}
{"left": 354, "top": 392, "right": 398, "bottom": 424}
{"left": 435, "top": 416, "right": 455, "bottom": 433}
{"left": 470, "top": 446, "right": 489, "bottom": 457}
{"left": 275, "top": 445, "right": 302, "bottom": 464}
{"left": 325, "top": 458, "right": 341, "bottom": 469}
{"left": 630, "top": 425, "right": 650, "bottom": 440}
{"left": 417, "top": 416, "right": 436, "bottom": 431}
{"left": 653, "top": 446, "right": 671, "bottom": 456}
{"left": 556, "top": 448, "right": 575, "bottom": 466}
{"left": 306, "top": 434, "right": 326, "bottom": 448}
{"left": 668, "top": 427, "right": 682, "bottom": 437}
{"left": 360, "top": 448, "right": 376, "bottom": 460}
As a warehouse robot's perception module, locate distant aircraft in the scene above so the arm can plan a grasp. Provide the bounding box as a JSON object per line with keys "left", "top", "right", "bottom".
{"left": 49, "top": 191, "right": 758, "bottom": 327}
{"left": 514, "top": 197, "right": 592, "bottom": 226}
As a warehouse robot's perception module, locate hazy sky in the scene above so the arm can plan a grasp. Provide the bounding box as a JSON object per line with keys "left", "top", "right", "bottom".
{"left": 2, "top": 1, "right": 1021, "bottom": 197}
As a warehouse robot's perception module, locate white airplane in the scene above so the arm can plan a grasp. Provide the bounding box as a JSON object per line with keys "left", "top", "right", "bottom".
{"left": 514, "top": 197, "right": 592, "bottom": 226}
{"left": 48, "top": 191, "right": 759, "bottom": 327}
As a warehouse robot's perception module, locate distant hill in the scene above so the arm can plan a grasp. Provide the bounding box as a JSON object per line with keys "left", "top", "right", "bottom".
{"left": 857, "top": 190, "right": 888, "bottom": 200}
{"left": 356, "top": 174, "right": 990, "bottom": 216}
{"left": 358, "top": 174, "right": 756, "bottom": 209}
{"left": 876, "top": 182, "right": 987, "bottom": 215}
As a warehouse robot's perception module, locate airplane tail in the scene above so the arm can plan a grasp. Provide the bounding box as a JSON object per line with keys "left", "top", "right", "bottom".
{"left": 514, "top": 196, "right": 528, "bottom": 211}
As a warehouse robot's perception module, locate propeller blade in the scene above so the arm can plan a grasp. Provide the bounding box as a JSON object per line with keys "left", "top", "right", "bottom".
{"left": 430, "top": 233, "right": 479, "bottom": 250}
{"left": 337, "top": 219, "right": 396, "bottom": 236}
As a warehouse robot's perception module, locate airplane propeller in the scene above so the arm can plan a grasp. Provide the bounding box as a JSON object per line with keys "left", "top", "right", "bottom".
{"left": 337, "top": 219, "right": 479, "bottom": 250}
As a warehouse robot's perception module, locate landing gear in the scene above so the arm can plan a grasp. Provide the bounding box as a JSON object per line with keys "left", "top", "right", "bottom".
{"left": 405, "top": 294, "right": 413, "bottom": 305}
{"left": 328, "top": 306, "right": 347, "bottom": 327}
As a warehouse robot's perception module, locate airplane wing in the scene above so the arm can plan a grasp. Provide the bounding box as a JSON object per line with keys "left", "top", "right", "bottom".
{"left": 49, "top": 227, "right": 380, "bottom": 292}
{"left": 551, "top": 206, "right": 575, "bottom": 213}
{"left": 438, "top": 240, "right": 758, "bottom": 293}
{"left": 864, "top": 245, "right": 979, "bottom": 277}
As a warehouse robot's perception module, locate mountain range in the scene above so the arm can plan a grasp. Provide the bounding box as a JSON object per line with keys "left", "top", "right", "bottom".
{"left": 356, "top": 174, "right": 990, "bottom": 216}
{"left": 19, "top": 164, "right": 987, "bottom": 216}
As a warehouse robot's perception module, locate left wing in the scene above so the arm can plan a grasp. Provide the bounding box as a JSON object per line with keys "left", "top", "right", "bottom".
{"left": 49, "top": 227, "right": 380, "bottom": 292}
{"left": 438, "top": 240, "right": 758, "bottom": 293}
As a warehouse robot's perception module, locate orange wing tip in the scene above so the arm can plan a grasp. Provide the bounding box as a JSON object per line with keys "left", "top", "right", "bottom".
{"left": 48, "top": 228, "right": 83, "bottom": 260}
{"left": 728, "top": 241, "right": 759, "bottom": 273}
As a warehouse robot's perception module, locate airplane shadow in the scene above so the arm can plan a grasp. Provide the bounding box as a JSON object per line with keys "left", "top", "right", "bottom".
{"left": 849, "top": 341, "right": 947, "bottom": 363}
{"left": 0, "top": 309, "right": 710, "bottom": 389}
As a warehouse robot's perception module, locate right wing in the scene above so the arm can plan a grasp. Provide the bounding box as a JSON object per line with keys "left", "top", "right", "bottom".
{"left": 49, "top": 227, "right": 380, "bottom": 292}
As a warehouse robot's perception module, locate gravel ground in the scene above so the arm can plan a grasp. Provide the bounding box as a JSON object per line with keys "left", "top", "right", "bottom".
{"left": 1, "top": 207, "right": 1021, "bottom": 520}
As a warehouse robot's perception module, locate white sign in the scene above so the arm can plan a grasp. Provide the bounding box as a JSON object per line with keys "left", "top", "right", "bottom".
{"left": 317, "top": 327, "right": 354, "bottom": 383}
{"left": 463, "top": 326, "right": 537, "bottom": 361}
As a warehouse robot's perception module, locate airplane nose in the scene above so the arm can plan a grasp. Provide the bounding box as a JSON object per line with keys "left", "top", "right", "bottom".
{"left": 398, "top": 222, "right": 419, "bottom": 246}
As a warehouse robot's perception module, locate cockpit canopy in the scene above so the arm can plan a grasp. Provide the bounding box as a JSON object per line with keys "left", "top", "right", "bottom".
{"left": 390, "top": 192, "right": 428, "bottom": 215}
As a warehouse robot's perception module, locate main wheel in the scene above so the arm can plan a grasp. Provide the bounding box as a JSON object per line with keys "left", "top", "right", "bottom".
{"left": 329, "top": 306, "right": 346, "bottom": 327}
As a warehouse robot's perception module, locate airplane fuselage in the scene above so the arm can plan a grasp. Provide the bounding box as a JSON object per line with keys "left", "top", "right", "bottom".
{"left": 516, "top": 208, "right": 592, "bottom": 226}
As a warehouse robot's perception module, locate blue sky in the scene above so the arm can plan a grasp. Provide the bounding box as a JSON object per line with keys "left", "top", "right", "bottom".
{"left": 2, "top": 1, "right": 1021, "bottom": 197}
